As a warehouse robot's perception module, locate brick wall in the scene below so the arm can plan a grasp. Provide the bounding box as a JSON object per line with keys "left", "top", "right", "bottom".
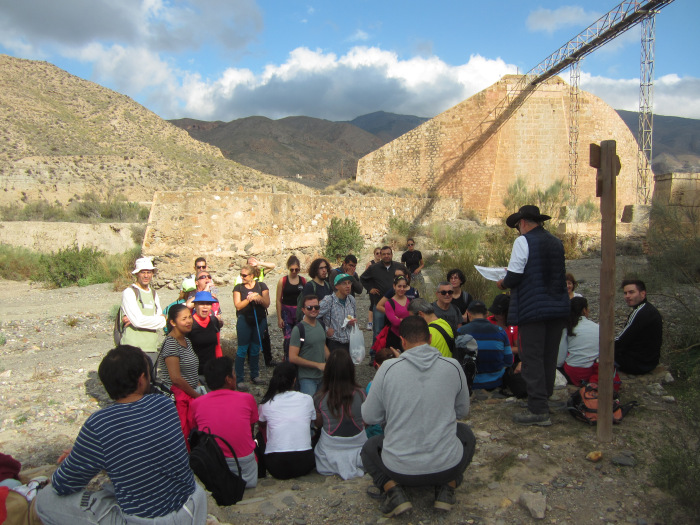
{"left": 357, "top": 75, "right": 639, "bottom": 221}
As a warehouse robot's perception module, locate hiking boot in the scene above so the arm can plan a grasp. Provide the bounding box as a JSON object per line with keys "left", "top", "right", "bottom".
{"left": 380, "top": 485, "right": 412, "bottom": 517}
{"left": 434, "top": 484, "right": 456, "bottom": 511}
{"left": 250, "top": 377, "right": 266, "bottom": 385}
{"left": 512, "top": 410, "right": 552, "bottom": 426}
{"left": 236, "top": 382, "right": 249, "bottom": 392}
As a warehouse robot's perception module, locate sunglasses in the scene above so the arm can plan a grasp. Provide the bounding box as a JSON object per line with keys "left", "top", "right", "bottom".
{"left": 197, "top": 275, "right": 211, "bottom": 280}
{"left": 240, "top": 273, "right": 250, "bottom": 278}
{"left": 196, "top": 265, "right": 207, "bottom": 269}
{"left": 438, "top": 290, "right": 454, "bottom": 295}
{"left": 407, "top": 243, "right": 414, "bottom": 246}
{"left": 305, "top": 305, "right": 321, "bottom": 311}
{"left": 289, "top": 268, "right": 300, "bottom": 273}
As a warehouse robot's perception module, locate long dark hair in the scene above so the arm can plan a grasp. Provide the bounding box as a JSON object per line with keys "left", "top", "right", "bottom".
{"left": 261, "top": 362, "right": 297, "bottom": 404}
{"left": 319, "top": 350, "right": 359, "bottom": 417}
{"left": 566, "top": 296, "right": 588, "bottom": 337}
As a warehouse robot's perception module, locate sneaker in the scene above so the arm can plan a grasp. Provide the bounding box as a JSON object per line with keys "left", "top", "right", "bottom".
{"left": 380, "top": 485, "right": 412, "bottom": 517}
{"left": 434, "top": 484, "right": 457, "bottom": 511}
{"left": 366, "top": 322, "right": 373, "bottom": 331}
{"left": 250, "top": 377, "right": 266, "bottom": 385}
{"left": 512, "top": 410, "right": 552, "bottom": 426}
{"left": 237, "top": 382, "right": 249, "bottom": 392}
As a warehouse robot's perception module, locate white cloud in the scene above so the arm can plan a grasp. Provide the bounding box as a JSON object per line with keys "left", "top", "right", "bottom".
{"left": 581, "top": 72, "right": 700, "bottom": 119}
{"left": 527, "top": 6, "right": 601, "bottom": 35}
{"left": 348, "top": 29, "right": 369, "bottom": 42}
{"left": 172, "top": 46, "right": 517, "bottom": 121}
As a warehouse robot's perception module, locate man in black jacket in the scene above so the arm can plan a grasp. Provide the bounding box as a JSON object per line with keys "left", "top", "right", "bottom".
{"left": 361, "top": 246, "right": 403, "bottom": 343}
{"left": 497, "top": 205, "right": 569, "bottom": 426}
{"left": 615, "top": 279, "right": 663, "bottom": 374}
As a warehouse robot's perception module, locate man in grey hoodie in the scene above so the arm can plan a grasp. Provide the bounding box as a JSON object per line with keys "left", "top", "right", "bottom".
{"left": 361, "top": 316, "right": 476, "bottom": 517}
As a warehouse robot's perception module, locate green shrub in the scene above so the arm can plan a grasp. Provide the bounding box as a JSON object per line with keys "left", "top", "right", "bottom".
{"left": 0, "top": 244, "right": 44, "bottom": 280}
{"left": 387, "top": 217, "right": 413, "bottom": 238}
{"left": 325, "top": 218, "right": 364, "bottom": 261}
{"left": 39, "top": 245, "right": 108, "bottom": 288}
{"left": 430, "top": 223, "right": 511, "bottom": 302}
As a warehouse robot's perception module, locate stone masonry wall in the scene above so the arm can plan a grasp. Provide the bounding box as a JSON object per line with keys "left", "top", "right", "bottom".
{"left": 357, "top": 75, "right": 639, "bottom": 221}
{"left": 142, "top": 191, "right": 458, "bottom": 283}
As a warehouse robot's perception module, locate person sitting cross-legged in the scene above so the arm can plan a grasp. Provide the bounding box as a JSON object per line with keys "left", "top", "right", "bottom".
{"left": 188, "top": 357, "right": 260, "bottom": 488}
{"left": 361, "top": 316, "right": 476, "bottom": 517}
{"left": 34, "top": 345, "right": 207, "bottom": 525}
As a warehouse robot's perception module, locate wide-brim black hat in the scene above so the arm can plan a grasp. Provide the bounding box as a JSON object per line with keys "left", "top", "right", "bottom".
{"left": 488, "top": 294, "right": 510, "bottom": 315}
{"left": 506, "top": 205, "right": 552, "bottom": 228}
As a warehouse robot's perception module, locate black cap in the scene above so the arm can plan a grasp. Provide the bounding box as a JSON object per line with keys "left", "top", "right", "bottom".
{"left": 488, "top": 294, "right": 510, "bottom": 315}
{"left": 506, "top": 205, "right": 552, "bottom": 228}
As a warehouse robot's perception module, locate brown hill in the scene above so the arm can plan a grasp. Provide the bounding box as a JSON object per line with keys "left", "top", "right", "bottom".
{"left": 171, "top": 115, "right": 385, "bottom": 187}
{"left": 0, "top": 55, "right": 310, "bottom": 207}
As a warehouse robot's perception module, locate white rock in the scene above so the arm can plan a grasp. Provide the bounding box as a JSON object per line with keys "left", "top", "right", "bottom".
{"left": 519, "top": 492, "right": 546, "bottom": 519}
{"left": 0, "top": 370, "right": 11, "bottom": 377}
{"left": 661, "top": 396, "right": 676, "bottom": 403}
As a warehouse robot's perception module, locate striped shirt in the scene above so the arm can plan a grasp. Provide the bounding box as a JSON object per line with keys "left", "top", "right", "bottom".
{"left": 51, "top": 394, "right": 195, "bottom": 518}
{"left": 158, "top": 336, "right": 199, "bottom": 389}
{"left": 457, "top": 318, "right": 513, "bottom": 389}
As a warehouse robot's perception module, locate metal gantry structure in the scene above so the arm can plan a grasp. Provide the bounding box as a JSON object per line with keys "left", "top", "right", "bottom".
{"left": 434, "top": 0, "right": 675, "bottom": 204}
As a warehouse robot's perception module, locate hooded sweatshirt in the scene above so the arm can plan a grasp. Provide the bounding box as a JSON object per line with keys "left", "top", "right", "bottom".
{"left": 361, "top": 343, "right": 469, "bottom": 475}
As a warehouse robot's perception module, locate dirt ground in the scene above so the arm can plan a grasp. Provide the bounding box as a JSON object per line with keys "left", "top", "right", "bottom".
{"left": 0, "top": 255, "right": 693, "bottom": 524}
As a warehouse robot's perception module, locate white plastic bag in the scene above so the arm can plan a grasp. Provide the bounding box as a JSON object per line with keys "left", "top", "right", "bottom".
{"left": 348, "top": 325, "right": 366, "bottom": 365}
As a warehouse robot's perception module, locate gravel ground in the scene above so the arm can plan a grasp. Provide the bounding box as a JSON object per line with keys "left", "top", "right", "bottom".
{"left": 0, "top": 256, "right": 694, "bottom": 524}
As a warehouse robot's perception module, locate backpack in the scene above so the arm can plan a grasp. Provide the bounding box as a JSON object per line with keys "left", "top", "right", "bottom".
{"left": 188, "top": 429, "right": 246, "bottom": 506}
{"left": 454, "top": 333, "right": 479, "bottom": 394}
{"left": 296, "top": 319, "right": 326, "bottom": 353}
{"left": 113, "top": 286, "right": 158, "bottom": 345}
{"left": 566, "top": 382, "right": 637, "bottom": 425}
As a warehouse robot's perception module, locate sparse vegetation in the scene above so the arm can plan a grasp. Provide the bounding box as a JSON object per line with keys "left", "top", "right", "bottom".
{"left": 325, "top": 218, "right": 364, "bottom": 261}
{"left": 0, "top": 192, "right": 150, "bottom": 223}
{"left": 0, "top": 244, "right": 141, "bottom": 288}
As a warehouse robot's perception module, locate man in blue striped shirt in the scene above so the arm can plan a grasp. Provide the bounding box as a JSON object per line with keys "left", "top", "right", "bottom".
{"left": 457, "top": 301, "right": 513, "bottom": 390}
{"left": 34, "top": 345, "right": 207, "bottom": 524}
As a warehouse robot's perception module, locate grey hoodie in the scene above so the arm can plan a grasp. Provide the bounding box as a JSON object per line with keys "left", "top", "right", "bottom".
{"left": 362, "top": 343, "right": 470, "bottom": 475}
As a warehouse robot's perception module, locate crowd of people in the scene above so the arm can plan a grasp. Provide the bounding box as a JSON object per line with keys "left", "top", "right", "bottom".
{"left": 33, "top": 204, "right": 664, "bottom": 523}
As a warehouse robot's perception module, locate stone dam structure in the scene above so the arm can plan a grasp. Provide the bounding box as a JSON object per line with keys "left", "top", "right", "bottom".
{"left": 356, "top": 75, "right": 640, "bottom": 222}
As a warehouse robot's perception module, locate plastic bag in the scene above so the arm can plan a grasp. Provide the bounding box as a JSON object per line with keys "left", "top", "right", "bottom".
{"left": 348, "top": 325, "right": 365, "bottom": 365}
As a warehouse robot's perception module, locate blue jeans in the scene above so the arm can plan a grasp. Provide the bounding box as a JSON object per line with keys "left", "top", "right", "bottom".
{"left": 372, "top": 304, "right": 386, "bottom": 346}
{"left": 298, "top": 377, "right": 322, "bottom": 397}
{"left": 236, "top": 315, "right": 266, "bottom": 382}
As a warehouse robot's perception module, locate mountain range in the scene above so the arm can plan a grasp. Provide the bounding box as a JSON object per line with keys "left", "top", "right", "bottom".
{"left": 171, "top": 109, "right": 699, "bottom": 188}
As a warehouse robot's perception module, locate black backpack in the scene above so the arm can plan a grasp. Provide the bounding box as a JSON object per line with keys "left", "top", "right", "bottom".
{"left": 188, "top": 428, "right": 246, "bottom": 506}
{"left": 453, "top": 332, "right": 479, "bottom": 394}
{"left": 296, "top": 319, "right": 326, "bottom": 352}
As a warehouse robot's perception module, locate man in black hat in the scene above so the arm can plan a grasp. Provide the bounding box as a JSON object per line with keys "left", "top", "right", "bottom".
{"left": 497, "top": 205, "right": 569, "bottom": 426}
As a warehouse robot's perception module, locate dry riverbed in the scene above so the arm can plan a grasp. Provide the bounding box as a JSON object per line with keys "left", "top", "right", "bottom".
{"left": 0, "top": 256, "right": 693, "bottom": 524}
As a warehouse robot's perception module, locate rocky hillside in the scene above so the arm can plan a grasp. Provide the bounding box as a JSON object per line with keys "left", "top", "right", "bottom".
{"left": 616, "top": 109, "right": 700, "bottom": 174}
{"left": 171, "top": 116, "right": 384, "bottom": 187}
{"left": 0, "top": 55, "right": 310, "bottom": 207}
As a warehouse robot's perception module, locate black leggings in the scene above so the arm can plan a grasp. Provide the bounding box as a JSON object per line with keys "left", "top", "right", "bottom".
{"left": 264, "top": 450, "right": 315, "bottom": 480}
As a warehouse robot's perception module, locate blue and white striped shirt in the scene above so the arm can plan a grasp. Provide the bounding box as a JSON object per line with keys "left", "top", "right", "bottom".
{"left": 51, "top": 394, "right": 195, "bottom": 518}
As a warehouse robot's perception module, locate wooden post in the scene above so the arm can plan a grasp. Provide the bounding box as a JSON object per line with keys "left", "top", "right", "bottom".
{"left": 590, "top": 140, "right": 620, "bottom": 442}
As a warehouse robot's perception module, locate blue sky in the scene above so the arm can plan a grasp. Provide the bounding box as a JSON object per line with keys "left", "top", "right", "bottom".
{"left": 1, "top": 1, "right": 698, "bottom": 121}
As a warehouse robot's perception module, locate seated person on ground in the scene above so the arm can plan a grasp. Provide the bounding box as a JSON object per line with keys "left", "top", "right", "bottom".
{"left": 431, "top": 281, "right": 463, "bottom": 334}
{"left": 257, "top": 363, "right": 317, "bottom": 480}
{"left": 188, "top": 357, "right": 259, "bottom": 488}
{"left": 457, "top": 301, "right": 513, "bottom": 390}
{"left": 35, "top": 345, "right": 207, "bottom": 524}
{"left": 557, "top": 297, "right": 599, "bottom": 386}
{"left": 361, "top": 316, "right": 476, "bottom": 517}
{"left": 313, "top": 350, "right": 367, "bottom": 480}
{"left": 365, "top": 347, "right": 400, "bottom": 438}
{"left": 614, "top": 279, "right": 663, "bottom": 375}
{"left": 408, "top": 298, "right": 455, "bottom": 358}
